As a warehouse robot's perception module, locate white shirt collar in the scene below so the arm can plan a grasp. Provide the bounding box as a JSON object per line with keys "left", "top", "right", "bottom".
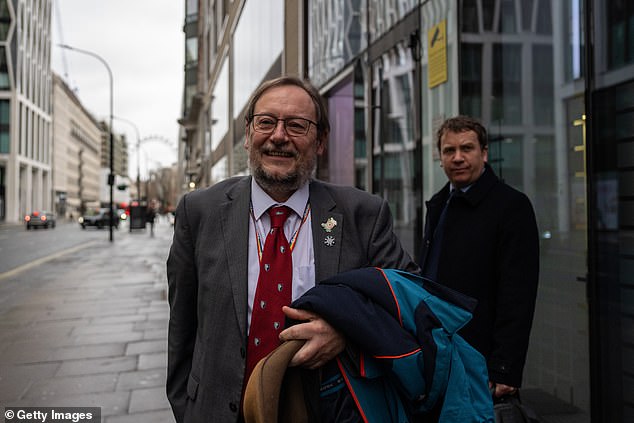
{"left": 250, "top": 178, "right": 310, "bottom": 219}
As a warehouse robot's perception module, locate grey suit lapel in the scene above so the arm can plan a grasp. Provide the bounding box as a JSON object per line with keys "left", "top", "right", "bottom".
{"left": 220, "top": 177, "right": 251, "bottom": 338}
{"left": 309, "top": 181, "right": 343, "bottom": 284}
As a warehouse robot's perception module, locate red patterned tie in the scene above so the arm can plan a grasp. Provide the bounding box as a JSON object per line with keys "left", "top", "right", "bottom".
{"left": 245, "top": 205, "right": 293, "bottom": 381}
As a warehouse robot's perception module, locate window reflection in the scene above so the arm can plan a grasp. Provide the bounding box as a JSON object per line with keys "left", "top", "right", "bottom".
{"left": 608, "top": 0, "right": 634, "bottom": 67}
{"left": 459, "top": 0, "right": 590, "bottom": 415}
{"left": 233, "top": 0, "right": 284, "bottom": 117}
{"left": 308, "top": 0, "right": 367, "bottom": 86}
{"left": 492, "top": 43, "right": 522, "bottom": 125}
{"left": 371, "top": 43, "right": 417, "bottom": 253}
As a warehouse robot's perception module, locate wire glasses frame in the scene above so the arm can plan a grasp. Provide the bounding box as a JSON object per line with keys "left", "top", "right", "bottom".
{"left": 250, "top": 114, "right": 318, "bottom": 137}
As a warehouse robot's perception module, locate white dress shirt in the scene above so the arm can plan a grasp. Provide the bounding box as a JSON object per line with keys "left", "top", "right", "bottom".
{"left": 247, "top": 179, "right": 315, "bottom": 331}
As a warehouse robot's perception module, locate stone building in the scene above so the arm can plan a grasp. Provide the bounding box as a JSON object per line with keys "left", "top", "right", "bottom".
{"left": 52, "top": 73, "right": 102, "bottom": 218}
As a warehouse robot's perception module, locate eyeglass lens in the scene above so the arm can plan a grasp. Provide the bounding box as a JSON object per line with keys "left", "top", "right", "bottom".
{"left": 253, "top": 115, "right": 312, "bottom": 136}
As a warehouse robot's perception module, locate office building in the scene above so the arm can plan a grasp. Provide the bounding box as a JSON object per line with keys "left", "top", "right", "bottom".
{"left": 0, "top": 0, "right": 53, "bottom": 222}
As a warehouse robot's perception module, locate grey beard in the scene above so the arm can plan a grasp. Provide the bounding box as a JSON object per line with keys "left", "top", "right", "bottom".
{"left": 252, "top": 166, "right": 303, "bottom": 196}
{"left": 250, "top": 160, "right": 316, "bottom": 199}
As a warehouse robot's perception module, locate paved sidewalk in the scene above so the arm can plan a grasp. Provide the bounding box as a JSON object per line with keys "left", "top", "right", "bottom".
{"left": 0, "top": 220, "right": 176, "bottom": 422}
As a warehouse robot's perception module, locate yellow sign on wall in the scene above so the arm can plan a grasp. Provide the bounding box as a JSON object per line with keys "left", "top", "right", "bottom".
{"left": 427, "top": 20, "right": 447, "bottom": 88}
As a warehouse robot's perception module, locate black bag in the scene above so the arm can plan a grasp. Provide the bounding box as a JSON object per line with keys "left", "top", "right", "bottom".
{"left": 494, "top": 393, "right": 541, "bottom": 423}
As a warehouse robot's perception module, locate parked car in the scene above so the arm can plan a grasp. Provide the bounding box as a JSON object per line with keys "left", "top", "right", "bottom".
{"left": 24, "top": 211, "right": 56, "bottom": 229}
{"left": 78, "top": 208, "right": 120, "bottom": 229}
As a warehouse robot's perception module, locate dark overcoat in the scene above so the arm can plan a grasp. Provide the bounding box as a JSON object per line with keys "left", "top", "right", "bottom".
{"left": 419, "top": 164, "right": 539, "bottom": 387}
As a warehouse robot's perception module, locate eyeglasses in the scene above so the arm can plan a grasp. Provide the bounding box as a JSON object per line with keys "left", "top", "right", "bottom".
{"left": 251, "top": 114, "right": 317, "bottom": 137}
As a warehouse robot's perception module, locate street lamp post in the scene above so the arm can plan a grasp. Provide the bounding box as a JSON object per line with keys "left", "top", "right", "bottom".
{"left": 113, "top": 116, "right": 142, "bottom": 201}
{"left": 59, "top": 44, "right": 115, "bottom": 242}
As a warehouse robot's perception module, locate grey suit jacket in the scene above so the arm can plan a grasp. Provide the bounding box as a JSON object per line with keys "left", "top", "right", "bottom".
{"left": 166, "top": 176, "right": 418, "bottom": 423}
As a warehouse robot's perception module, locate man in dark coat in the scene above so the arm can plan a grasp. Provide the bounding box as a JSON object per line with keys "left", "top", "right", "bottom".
{"left": 419, "top": 115, "right": 539, "bottom": 398}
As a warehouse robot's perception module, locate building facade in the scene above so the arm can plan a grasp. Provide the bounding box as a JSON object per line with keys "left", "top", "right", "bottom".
{"left": 52, "top": 73, "right": 102, "bottom": 218}
{"left": 179, "top": 1, "right": 634, "bottom": 421}
{"left": 0, "top": 0, "right": 53, "bottom": 223}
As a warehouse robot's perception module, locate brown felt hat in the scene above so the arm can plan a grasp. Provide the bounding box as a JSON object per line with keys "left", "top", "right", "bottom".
{"left": 243, "top": 339, "right": 308, "bottom": 423}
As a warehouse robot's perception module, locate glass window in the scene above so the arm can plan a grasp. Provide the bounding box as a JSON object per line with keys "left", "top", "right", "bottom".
{"left": 0, "top": 0, "right": 10, "bottom": 41}
{"left": 232, "top": 140, "right": 248, "bottom": 175}
{"left": 564, "top": 0, "right": 584, "bottom": 81}
{"left": 368, "top": 0, "right": 418, "bottom": 42}
{"left": 533, "top": 135, "right": 557, "bottom": 228}
{"left": 0, "top": 46, "right": 9, "bottom": 89}
{"left": 0, "top": 100, "right": 9, "bottom": 154}
{"left": 211, "top": 156, "right": 229, "bottom": 183}
{"left": 533, "top": 44, "right": 554, "bottom": 125}
{"left": 492, "top": 43, "right": 522, "bottom": 124}
{"left": 308, "top": 0, "right": 367, "bottom": 86}
{"left": 186, "top": 0, "right": 198, "bottom": 16}
{"left": 608, "top": 0, "right": 634, "bottom": 67}
{"left": 371, "top": 43, "right": 419, "bottom": 255}
{"left": 232, "top": 0, "right": 284, "bottom": 118}
{"left": 521, "top": 0, "right": 534, "bottom": 31}
{"left": 186, "top": 36, "right": 197, "bottom": 64}
{"left": 536, "top": 0, "right": 552, "bottom": 35}
{"left": 460, "top": 43, "right": 482, "bottom": 117}
{"left": 591, "top": 81, "right": 634, "bottom": 422}
{"left": 461, "top": 0, "right": 479, "bottom": 33}
{"left": 0, "top": 133, "right": 8, "bottom": 154}
{"left": 457, "top": 1, "right": 591, "bottom": 419}
{"left": 353, "top": 62, "right": 367, "bottom": 191}
{"left": 487, "top": 134, "right": 522, "bottom": 188}
{"left": 211, "top": 58, "right": 228, "bottom": 151}
{"left": 481, "top": 0, "right": 496, "bottom": 31}
{"left": 498, "top": 0, "right": 517, "bottom": 33}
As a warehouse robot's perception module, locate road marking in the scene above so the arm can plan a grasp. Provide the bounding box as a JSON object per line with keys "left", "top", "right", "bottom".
{"left": 0, "top": 240, "right": 99, "bottom": 280}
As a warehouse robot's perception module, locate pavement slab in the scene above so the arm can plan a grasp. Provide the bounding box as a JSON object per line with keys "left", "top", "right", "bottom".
{"left": 24, "top": 373, "right": 119, "bottom": 399}
{"left": 128, "top": 386, "right": 171, "bottom": 413}
{"left": 51, "top": 343, "right": 127, "bottom": 361}
{"left": 125, "top": 339, "right": 166, "bottom": 356}
{"left": 56, "top": 356, "right": 139, "bottom": 377}
{"left": 138, "top": 352, "right": 166, "bottom": 371}
{"left": 116, "top": 369, "right": 166, "bottom": 391}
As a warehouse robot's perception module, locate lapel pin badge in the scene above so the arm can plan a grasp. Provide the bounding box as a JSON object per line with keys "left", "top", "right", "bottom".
{"left": 324, "top": 235, "right": 335, "bottom": 247}
{"left": 321, "top": 217, "right": 337, "bottom": 232}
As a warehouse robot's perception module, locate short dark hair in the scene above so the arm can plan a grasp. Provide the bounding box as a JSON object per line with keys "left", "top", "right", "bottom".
{"left": 436, "top": 115, "right": 488, "bottom": 152}
{"left": 245, "top": 76, "right": 330, "bottom": 141}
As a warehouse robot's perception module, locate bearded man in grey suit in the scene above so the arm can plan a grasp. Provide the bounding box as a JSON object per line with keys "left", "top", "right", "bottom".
{"left": 166, "top": 76, "right": 419, "bottom": 423}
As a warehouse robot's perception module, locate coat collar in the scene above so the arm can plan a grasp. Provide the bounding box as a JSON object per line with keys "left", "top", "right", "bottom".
{"left": 429, "top": 164, "right": 500, "bottom": 209}
{"left": 459, "top": 164, "right": 499, "bottom": 207}
{"left": 221, "top": 176, "right": 252, "bottom": 338}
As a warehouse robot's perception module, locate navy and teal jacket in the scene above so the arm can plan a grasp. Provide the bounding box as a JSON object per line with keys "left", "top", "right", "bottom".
{"left": 292, "top": 267, "right": 494, "bottom": 423}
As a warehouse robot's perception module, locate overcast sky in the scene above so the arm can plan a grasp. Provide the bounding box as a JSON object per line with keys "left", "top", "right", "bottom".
{"left": 51, "top": 0, "right": 184, "bottom": 179}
